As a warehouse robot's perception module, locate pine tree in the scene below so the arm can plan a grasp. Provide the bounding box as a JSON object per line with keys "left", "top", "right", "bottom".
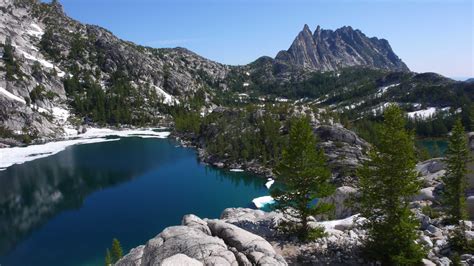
{"left": 357, "top": 105, "right": 425, "bottom": 264}
{"left": 104, "top": 248, "right": 112, "bottom": 266}
{"left": 111, "top": 238, "right": 123, "bottom": 263}
{"left": 271, "top": 116, "right": 334, "bottom": 241}
{"left": 442, "top": 118, "right": 470, "bottom": 222}
{"left": 3, "top": 36, "right": 21, "bottom": 81}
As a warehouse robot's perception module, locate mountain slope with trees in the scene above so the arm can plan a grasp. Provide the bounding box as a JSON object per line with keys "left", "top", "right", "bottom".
{"left": 1, "top": 0, "right": 473, "bottom": 145}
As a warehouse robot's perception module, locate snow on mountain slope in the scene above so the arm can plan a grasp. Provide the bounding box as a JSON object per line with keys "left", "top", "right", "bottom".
{"left": 0, "top": 86, "right": 26, "bottom": 104}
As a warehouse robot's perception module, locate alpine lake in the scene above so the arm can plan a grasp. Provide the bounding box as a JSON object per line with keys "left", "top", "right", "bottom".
{"left": 0, "top": 135, "right": 271, "bottom": 266}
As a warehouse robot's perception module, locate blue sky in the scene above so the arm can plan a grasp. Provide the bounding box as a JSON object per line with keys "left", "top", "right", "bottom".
{"left": 50, "top": 0, "right": 472, "bottom": 79}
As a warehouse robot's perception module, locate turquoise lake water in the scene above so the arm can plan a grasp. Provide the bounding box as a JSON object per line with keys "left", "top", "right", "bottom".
{"left": 417, "top": 139, "right": 448, "bottom": 157}
{"left": 0, "top": 137, "right": 269, "bottom": 266}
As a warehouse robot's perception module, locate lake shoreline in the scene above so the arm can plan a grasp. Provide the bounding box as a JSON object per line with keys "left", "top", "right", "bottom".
{"left": 0, "top": 136, "right": 270, "bottom": 266}
{"left": 0, "top": 127, "right": 171, "bottom": 170}
{"left": 170, "top": 131, "right": 276, "bottom": 180}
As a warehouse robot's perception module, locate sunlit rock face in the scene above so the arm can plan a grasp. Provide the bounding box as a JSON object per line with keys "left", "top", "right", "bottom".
{"left": 0, "top": 0, "right": 229, "bottom": 140}
{"left": 116, "top": 214, "right": 287, "bottom": 266}
{"left": 276, "top": 24, "right": 409, "bottom": 72}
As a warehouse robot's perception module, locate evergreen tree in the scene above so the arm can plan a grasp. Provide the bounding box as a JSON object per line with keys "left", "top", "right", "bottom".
{"left": 258, "top": 114, "right": 282, "bottom": 166}
{"left": 104, "top": 248, "right": 112, "bottom": 266}
{"left": 40, "top": 28, "right": 60, "bottom": 60}
{"left": 3, "top": 36, "right": 21, "bottom": 80}
{"left": 271, "top": 116, "right": 334, "bottom": 241}
{"left": 111, "top": 238, "right": 123, "bottom": 263}
{"left": 357, "top": 105, "right": 425, "bottom": 264}
{"left": 442, "top": 118, "right": 470, "bottom": 222}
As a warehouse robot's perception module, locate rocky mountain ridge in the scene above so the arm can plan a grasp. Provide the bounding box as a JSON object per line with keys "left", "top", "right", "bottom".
{"left": 0, "top": 0, "right": 472, "bottom": 145}
{"left": 275, "top": 24, "right": 409, "bottom": 72}
{"left": 0, "top": 0, "right": 229, "bottom": 142}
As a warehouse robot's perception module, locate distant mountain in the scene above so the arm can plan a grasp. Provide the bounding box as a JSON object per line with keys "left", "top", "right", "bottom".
{"left": 1, "top": 0, "right": 472, "bottom": 144}
{"left": 465, "top": 78, "right": 474, "bottom": 83}
{"left": 275, "top": 25, "right": 409, "bottom": 72}
{"left": 0, "top": 0, "right": 228, "bottom": 141}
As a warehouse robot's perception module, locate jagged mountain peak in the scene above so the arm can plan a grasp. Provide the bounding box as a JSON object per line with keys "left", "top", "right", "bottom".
{"left": 276, "top": 24, "right": 409, "bottom": 72}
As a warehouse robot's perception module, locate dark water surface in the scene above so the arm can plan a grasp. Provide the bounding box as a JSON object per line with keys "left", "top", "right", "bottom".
{"left": 0, "top": 137, "right": 268, "bottom": 266}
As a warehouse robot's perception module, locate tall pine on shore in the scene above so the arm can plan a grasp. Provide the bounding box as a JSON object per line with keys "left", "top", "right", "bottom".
{"left": 111, "top": 238, "right": 123, "bottom": 263}
{"left": 357, "top": 105, "right": 425, "bottom": 264}
{"left": 271, "top": 116, "right": 334, "bottom": 241}
{"left": 104, "top": 238, "right": 123, "bottom": 265}
{"left": 442, "top": 118, "right": 470, "bottom": 222}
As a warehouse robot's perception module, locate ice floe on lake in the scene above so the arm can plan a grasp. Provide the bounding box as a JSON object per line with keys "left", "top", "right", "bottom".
{"left": 252, "top": 196, "right": 275, "bottom": 209}
{"left": 265, "top": 178, "right": 274, "bottom": 189}
{"left": 0, "top": 128, "right": 170, "bottom": 170}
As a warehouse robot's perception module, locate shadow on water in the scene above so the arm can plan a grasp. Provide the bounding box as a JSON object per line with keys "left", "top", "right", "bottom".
{"left": 204, "top": 166, "right": 267, "bottom": 190}
{"left": 0, "top": 137, "right": 179, "bottom": 255}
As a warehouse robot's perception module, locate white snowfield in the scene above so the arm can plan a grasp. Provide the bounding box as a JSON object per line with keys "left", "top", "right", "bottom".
{"left": 151, "top": 85, "right": 180, "bottom": 105}
{"left": 252, "top": 195, "right": 275, "bottom": 209}
{"left": 229, "top": 168, "right": 244, "bottom": 172}
{"left": 0, "top": 86, "right": 26, "bottom": 104}
{"left": 370, "top": 102, "right": 396, "bottom": 115}
{"left": 26, "top": 23, "right": 44, "bottom": 38}
{"left": 376, "top": 83, "right": 399, "bottom": 97}
{"left": 0, "top": 128, "right": 170, "bottom": 170}
{"left": 20, "top": 50, "right": 66, "bottom": 78}
{"left": 407, "top": 107, "right": 437, "bottom": 119}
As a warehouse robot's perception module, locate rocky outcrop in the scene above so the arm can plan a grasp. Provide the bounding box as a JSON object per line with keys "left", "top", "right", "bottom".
{"left": 276, "top": 24, "right": 409, "bottom": 72}
{"left": 221, "top": 207, "right": 474, "bottom": 266}
{"left": 118, "top": 188, "right": 474, "bottom": 266}
{"left": 314, "top": 124, "right": 370, "bottom": 185}
{"left": 319, "top": 186, "right": 358, "bottom": 219}
{"left": 0, "top": 0, "right": 229, "bottom": 141}
{"left": 115, "top": 214, "right": 286, "bottom": 266}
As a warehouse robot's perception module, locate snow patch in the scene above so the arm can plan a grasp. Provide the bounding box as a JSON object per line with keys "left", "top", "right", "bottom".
{"left": 229, "top": 168, "right": 244, "bottom": 172}
{"left": 237, "top": 93, "right": 249, "bottom": 100}
{"left": 0, "top": 138, "right": 118, "bottom": 171}
{"left": 407, "top": 107, "right": 436, "bottom": 119}
{"left": 252, "top": 196, "right": 275, "bottom": 209}
{"left": 371, "top": 102, "right": 394, "bottom": 115}
{"left": 51, "top": 107, "right": 70, "bottom": 123}
{"left": 151, "top": 85, "right": 179, "bottom": 105}
{"left": 376, "top": 83, "right": 399, "bottom": 97}
{"left": 0, "top": 128, "right": 170, "bottom": 170}
{"left": 78, "top": 128, "right": 171, "bottom": 140}
{"left": 26, "top": 23, "right": 44, "bottom": 38}
{"left": 243, "top": 82, "right": 250, "bottom": 87}
{"left": 0, "top": 86, "right": 26, "bottom": 104}
{"left": 316, "top": 214, "right": 362, "bottom": 230}
{"left": 275, "top": 97, "right": 289, "bottom": 103}
{"left": 20, "top": 50, "right": 66, "bottom": 77}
